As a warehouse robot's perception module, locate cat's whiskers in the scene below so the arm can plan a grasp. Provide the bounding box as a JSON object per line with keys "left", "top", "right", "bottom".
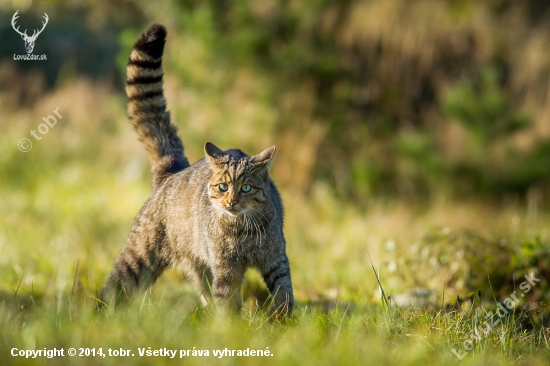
{"left": 247, "top": 209, "right": 264, "bottom": 247}
{"left": 248, "top": 206, "right": 269, "bottom": 224}
{"left": 250, "top": 214, "right": 261, "bottom": 246}
{"left": 241, "top": 208, "right": 251, "bottom": 243}
{"left": 243, "top": 208, "right": 257, "bottom": 241}
{"left": 248, "top": 206, "right": 268, "bottom": 244}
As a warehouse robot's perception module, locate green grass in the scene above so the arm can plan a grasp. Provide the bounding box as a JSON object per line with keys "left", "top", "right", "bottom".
{"left": 2, "top": 278, "right": 549, "bottom": 365}
{"left": 1, "top": 79, "right": 549, "bottom": 365}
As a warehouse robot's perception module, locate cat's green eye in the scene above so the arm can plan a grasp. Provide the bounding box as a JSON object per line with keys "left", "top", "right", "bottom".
{"left": 241, "top": 184, "right": 251, "bottom": 193}
{"left": 219, "top": 183, "right": 228, "bottom": 192}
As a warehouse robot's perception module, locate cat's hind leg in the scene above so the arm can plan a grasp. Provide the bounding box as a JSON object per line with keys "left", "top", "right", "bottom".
{"left": 101, "top": 242, "right": 167, "bottom": 310}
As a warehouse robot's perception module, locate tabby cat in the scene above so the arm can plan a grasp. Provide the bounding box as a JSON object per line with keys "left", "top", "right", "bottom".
{"left": 101, "top": 24, "right": 294, "bottom": 317}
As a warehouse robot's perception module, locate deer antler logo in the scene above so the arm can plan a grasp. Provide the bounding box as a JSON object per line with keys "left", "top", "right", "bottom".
{"left": 11, "top": 11, "right": 49, "bottom": 54}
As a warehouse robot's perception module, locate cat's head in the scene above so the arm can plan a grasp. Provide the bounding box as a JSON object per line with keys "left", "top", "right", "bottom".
{"left": 204, "top": 141, "right": 276, "bottom": 216}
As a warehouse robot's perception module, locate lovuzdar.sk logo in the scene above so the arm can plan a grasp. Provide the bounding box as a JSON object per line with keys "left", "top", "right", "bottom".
{"left": 11, "top": 11, "right": 48, "bottom": 61}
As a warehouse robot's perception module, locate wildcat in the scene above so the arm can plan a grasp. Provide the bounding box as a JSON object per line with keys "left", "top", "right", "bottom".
{"left": 100, "top": 24, "right": 294, "bottom": 317}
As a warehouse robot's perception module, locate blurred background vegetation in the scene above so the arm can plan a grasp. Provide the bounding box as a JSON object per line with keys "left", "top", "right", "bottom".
{"left": 1, "top": 0, "right": 550, "bottom": 313}
{"left": 3, "top": 0, "right": 550, "bottom": 200}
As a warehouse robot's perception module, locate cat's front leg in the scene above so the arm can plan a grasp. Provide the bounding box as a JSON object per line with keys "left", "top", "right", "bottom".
{"left": 261, "top": 256, "right": 294, "bottom": 318}
{"left": 211, "top": 263, "right": 245, "bottom": 313}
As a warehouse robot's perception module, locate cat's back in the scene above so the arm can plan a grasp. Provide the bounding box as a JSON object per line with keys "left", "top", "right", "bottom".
{"left": 158, "top": 158, "right": 212, "bottom": 210}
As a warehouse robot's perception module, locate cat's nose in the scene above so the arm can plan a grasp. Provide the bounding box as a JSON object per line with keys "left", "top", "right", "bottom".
{"left": 229, "top": 200, "right": 238, "bottom": 207}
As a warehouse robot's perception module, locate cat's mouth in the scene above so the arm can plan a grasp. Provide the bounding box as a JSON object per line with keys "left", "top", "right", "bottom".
{"left": 224, "top": 207, "right": 242, "bottom": 216}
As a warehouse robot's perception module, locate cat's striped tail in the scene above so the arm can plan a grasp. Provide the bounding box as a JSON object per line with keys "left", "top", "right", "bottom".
{"left": 126, "top": 23, "right": 189, "bottom": 189}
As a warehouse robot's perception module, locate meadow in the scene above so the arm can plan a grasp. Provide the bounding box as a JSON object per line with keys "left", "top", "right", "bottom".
{"left": 1, "top": 0, "right": 550, "bottom": 365}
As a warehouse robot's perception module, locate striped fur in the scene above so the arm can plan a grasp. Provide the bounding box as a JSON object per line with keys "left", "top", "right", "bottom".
{"left": 101, "top": 24, "right": 294, "bottom": 318}
{"left": 126, "top": 24, "right": 189, "bottom": 189}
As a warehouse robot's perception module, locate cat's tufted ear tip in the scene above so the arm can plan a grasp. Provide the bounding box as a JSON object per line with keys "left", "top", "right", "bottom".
{"left": 251, "top": 145, "right": 276, "bottom": 168}
{"left": 204, "top": 141, "right": 224, "bottom": 160}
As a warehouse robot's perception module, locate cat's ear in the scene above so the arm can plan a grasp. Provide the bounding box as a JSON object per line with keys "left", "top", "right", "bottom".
{"left": 204, "top": 141, "right": 224, "bottom": 164}
{"left": 250, "top": 145, "right": 276, "bottom": 169}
